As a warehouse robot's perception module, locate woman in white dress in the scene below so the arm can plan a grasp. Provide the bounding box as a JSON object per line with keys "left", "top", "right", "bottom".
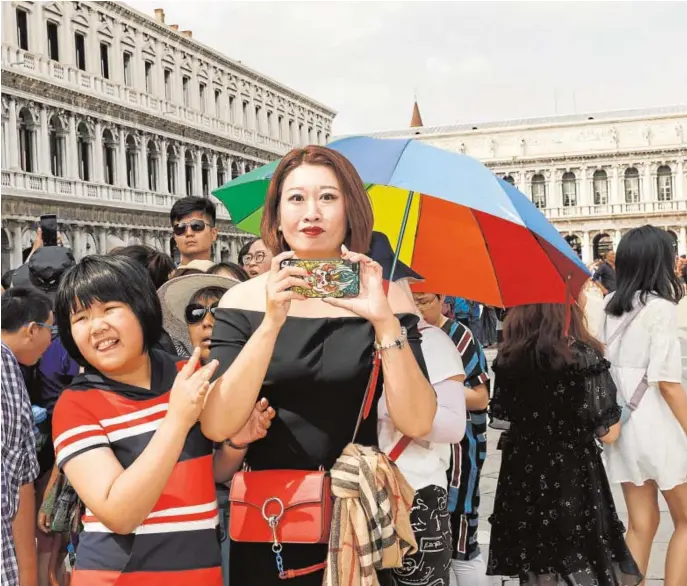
{"left": 600, "top": 225, "right": 687, "bottom": 586}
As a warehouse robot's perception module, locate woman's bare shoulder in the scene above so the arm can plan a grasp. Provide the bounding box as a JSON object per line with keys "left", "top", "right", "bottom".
{"left": 218, "top": 273, "right": 268, "bottom": 311}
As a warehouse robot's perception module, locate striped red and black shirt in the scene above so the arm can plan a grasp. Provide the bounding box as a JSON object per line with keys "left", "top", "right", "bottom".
{"left": 51, "top": 349, "right": 222, "bottom": 586}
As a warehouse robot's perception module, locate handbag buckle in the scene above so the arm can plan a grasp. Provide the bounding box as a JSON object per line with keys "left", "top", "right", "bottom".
{"left": 262, "top": 497, "right": 286, "bottom": 577}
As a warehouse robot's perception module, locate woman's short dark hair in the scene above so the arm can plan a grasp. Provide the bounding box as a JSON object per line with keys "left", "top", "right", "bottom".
{"left": 55, "top": 255, "right": 163, "bottom": 366}
{"left": 238, "top": 238, "right": 259, "bottom": 265}
{"left": 110, "top": 245, "right": 175, "bottom": 290}
{"left": 260, "top": 146, "right": 373, "bottom": 255}
{"left": 606, "top": 225, "right": 684, "bottom": 317}
{"left": 207, "top": 262, "right": 249, "bottom": 282}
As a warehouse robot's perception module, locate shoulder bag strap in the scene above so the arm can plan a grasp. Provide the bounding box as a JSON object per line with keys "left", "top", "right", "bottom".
{"left": 350, "top": 280, "right": 411, "bottom": 462}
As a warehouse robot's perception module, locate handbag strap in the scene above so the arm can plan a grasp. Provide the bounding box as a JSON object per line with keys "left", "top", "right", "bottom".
{"left": 350, "top": 280, "right": 411, "bottom": 463}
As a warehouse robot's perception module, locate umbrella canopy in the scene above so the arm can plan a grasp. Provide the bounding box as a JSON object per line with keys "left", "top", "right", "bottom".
{"left": 213, "top": 136, "right": 589, "bottom": 307}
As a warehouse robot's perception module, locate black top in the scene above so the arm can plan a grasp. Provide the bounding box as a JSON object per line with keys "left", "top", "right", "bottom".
{"left": 486, "top": 342, "right": 641, "bottom": 585}
{"left": 209, "top": 309, "right": 426, "bottom": 586}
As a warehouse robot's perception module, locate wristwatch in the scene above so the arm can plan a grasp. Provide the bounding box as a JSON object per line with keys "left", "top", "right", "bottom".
{"left": 374, "top": 326, "right": 408, "bottom": 352}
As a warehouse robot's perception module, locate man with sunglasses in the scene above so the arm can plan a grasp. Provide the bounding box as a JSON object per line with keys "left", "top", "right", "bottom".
{"left": 170, "top": 196, "right": 218, "bottom": 267}
{"left": 2, "top": 288, "right": 55, "bottom": 586}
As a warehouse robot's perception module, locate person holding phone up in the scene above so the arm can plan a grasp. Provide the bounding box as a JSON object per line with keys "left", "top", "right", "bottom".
{"left": 201, "top": 146, "right": 437, "bottom": 586}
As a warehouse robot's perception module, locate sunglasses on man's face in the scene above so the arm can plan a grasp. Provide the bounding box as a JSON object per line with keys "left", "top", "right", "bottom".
{"left": 184, "top": 302, "right": 219, "bottom": 325}
{"left": 173, "top": 219, "right": 213, "bottom": 236}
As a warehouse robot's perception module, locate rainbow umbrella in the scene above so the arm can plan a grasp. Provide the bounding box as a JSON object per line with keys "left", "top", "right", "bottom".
{"left": 213, "top": 136, "right": 589, "bottom": 307}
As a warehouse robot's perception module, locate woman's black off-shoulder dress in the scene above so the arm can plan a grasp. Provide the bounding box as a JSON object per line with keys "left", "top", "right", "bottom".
{"left": 210, "top": 309, "right": 426, "bottom": 586}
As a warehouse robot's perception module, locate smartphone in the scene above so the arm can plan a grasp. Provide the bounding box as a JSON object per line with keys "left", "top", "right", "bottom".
{"left": 280, "top": 259, "right": 360, "bottom": 298}
{"left": 40, "top": 214, "right": 58, "bottom": 247}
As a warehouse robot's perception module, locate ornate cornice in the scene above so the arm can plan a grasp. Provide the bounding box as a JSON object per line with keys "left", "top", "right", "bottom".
{"left": 1, "top": 194, "right": 245, "bottom": 236}
{"left": 2, "top": 71, "right": 278, "bottom": 161}
{"left": 101, "top": 1, "right": 336, "bottom": 118}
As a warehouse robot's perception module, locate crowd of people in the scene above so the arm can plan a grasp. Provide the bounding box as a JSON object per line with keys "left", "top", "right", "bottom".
{"left": 2, "top": 144, "right": 687, "bottom": 586}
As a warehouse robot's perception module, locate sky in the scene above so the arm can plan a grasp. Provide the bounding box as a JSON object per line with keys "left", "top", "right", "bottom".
{"left": 126, "top": 1, "right": 687, "bottom": 135}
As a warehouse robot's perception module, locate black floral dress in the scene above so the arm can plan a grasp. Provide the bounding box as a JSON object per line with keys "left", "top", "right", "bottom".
{"left": 487, "top": 342, "right": 642, "bottom": 586}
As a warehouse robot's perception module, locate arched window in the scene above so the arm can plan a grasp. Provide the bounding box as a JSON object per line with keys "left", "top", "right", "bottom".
{"left": 147, "top": 140, "right": 158, "bottom": 191}
{"left": 231, "top": 160, "right": 241, "bottom": 179}
{"left": 217, "top": 157, "right": 226, "bottom": 187}
{"left": 624, "top": 167, "right": 640, "bottom": 203}
{"left": 593, "top": 169, "right": 608, "bottom": 206}
{"left": 76, "top": 122, "right": 92, "bottom": 181}
{"left": 531, "top": 173, "right": 546, "bottom": 208}
{"left": 166, "top": 145, "right": 177, "bottom": 194}
{"left": 18, "top": 107, "right": 37, "bottom": 173}
{"left": 125, "top": 135, "right": 138, "bottom": 188}
{"left": 102, "top": 129, "right": 116, "bottom": 185}
{"left": 657, "top": 165, "right": 672, "bottom": 202}
{"left": 562, "top": 171, "right": 577, "bottom": 207}
{"left": 503, "top": 175, "right": 515, "bottom": 186}
{"left": 593, "top": 233, "right": 613, "bottom": 260}
{"left": 201, "top": 154, "right": 210, "bottom": 196}
{"left": 48, "top": 115, "right": 66, "bottom": 177}
{"left": 185, "top": 150, "right": 194, "bottom": 195}
{"left": 565, "top": 234, "right": 582, "bottom": 258}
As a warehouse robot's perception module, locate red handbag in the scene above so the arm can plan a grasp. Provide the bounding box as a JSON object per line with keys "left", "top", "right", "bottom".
{"left": 228, "top": 325, "right": 413, "bottom": 579}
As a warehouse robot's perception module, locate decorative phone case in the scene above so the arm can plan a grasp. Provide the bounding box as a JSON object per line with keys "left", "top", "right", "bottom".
{"left": 280, "top": 259, "right": 360, "bottom": 298}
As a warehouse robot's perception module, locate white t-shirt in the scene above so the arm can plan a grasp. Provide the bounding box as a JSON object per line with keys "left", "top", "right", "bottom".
{"left": 378, "top": 321, "right": 466, "bottom": 491}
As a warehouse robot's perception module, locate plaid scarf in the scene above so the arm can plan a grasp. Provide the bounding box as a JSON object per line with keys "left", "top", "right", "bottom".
{"left": 324, "top": 443, "right": 417, "bottom": 586}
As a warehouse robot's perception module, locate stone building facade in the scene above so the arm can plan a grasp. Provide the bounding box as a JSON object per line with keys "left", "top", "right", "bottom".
{"left": 367, "top": 105, "right": 687, "bottom": 263}
{"left": 1, "top": 1, "right": 335, "bottom": 271}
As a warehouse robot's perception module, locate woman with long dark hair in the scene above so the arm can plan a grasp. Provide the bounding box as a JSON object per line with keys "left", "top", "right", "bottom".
{"left": 601, "top": 225, "right": 687, "bottom": 586}
{"left": 487, "top": 302, "right": 641, "bottom": 585}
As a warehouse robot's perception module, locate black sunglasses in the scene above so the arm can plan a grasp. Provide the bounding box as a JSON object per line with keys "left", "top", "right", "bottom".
{"left": 173, "top": 219, "right": 213, "bottom": 236}
{"left": 184, "top": 302, "right": 219, "bottom": 324}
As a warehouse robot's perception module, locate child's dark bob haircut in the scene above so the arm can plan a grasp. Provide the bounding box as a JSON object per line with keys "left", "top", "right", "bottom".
{"left": 55, "top": 255, "right": 163, "bottom": 367}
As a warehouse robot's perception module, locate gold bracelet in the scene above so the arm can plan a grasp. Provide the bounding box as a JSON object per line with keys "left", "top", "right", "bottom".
{"left": 374, "top": 326, "right": 408, "bottom": 352}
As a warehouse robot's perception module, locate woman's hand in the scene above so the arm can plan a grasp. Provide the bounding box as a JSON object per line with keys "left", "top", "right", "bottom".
{"left": 229, "top": 398, "right": 276, "bottom": 447}
{"left": 264, "top": 251, "right": 309, "bottom": 329}
{"left": 323, "top": 245, "right": 395, "bottom": 327}
{"left": 167, "top": 348, "right": 218, "bottom": 431}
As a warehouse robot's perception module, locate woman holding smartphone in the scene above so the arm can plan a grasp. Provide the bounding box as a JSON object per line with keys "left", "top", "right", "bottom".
{"left": 201, "top": 146, "right": 437, "bottom": 585}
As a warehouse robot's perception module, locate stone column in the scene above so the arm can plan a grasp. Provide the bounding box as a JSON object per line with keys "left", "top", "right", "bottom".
{"left": 676, "top": 159, "right": 685, "bottom": 200}
{"left": 160, "top": 139, "right": 168, "bottom": 193}
{"left": 121, "top": 228, "right": 131, "bottom": 244}
{"left": 214, "top": 239, "right": 222, "bottom": 262}
{"left": 140, "top": 137, "right": 149, "bottom": 191}
{"left": 581, "top": 231, "right": 592, "bottom": 265}
{"left": 12, "top": 224, "right": 23, "bottom": 268}
{"left": 610, "top": 165, "right": 619, "bottom": 205}
{"left": 68, "top": 114, "right": 78, "bottom": 178}
{"left": 519, "top": 171, "right": 528, "bottom": 195}
{"left": 642, "top": 163, "right": 652, "bottom": 202}
{"left": 578, "top": 167, "right": 588, "bottom": 207}
{"left": 163, "top": 234, "right": 171, "bottom": 255}
{"left": 39, "top": 106, "right": 50, "bottom": 174}
{"left": 72, "top": 227, "right": 83, "bottom": 261}
{"left": 613, "top": 230, "right": 622, "bottom": 251}
{"left": 98, "top": 228, "right": 107, "bottom": 255}
{"left": 210, "top": 154, "right": 218, "bottom": 192}
{"left": 93, "top": 121, "right": 103, "bottom": 182}
{"left": 679, "top": 226, "right": 687, "bottom": 256}
{"left": 119, "top": 132, "right": 127, "bottom": 186}
{"left": 548, "top": 169, "right": 558, "bottom": 209}
{"left": 178, "top": 145, "right": 186, "bottom": 195}
{"left": 194, "top": 152, "right": 202, "bottom": 196}
{"left": 8, "top": 98, "right": 19, "bottom": 170}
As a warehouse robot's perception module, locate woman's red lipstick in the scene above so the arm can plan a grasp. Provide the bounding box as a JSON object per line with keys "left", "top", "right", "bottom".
{"left": 301, "top": 227, "right": 324, "bottom": 236}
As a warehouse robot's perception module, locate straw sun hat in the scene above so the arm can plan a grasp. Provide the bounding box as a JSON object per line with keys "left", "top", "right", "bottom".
{"left": 158, "top": 273, "right": 239, "bottom": 355}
